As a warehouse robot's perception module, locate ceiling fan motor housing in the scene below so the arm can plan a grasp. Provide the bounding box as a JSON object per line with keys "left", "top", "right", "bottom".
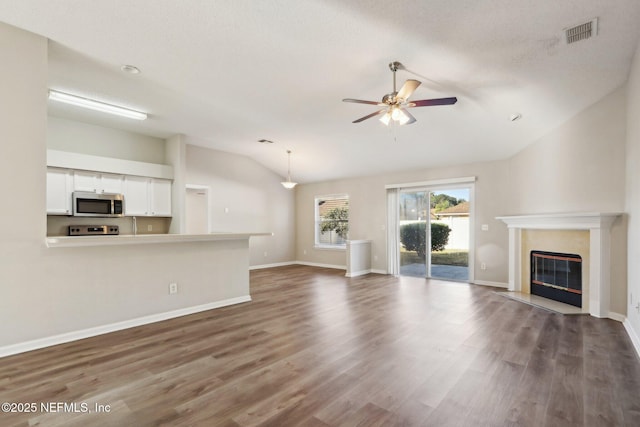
{"left": 382, "top": 93, "right": 398, "bottom": 104}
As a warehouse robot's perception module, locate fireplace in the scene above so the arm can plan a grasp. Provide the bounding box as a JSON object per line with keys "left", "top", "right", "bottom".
{"left": 496, "top": 212, "right": 620, "bottom": 318}
{"left": 530, "top": 251, "right": 582, "bottom": 308}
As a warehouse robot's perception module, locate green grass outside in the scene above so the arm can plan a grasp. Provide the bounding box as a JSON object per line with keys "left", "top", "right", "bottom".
{"left": 400, "top": 248, "right": 469, "bottom": 267}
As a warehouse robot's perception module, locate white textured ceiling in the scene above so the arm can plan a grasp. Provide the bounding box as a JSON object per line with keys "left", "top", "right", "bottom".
{"left": 1, "top": 0, "right": 639, "bottom": 183}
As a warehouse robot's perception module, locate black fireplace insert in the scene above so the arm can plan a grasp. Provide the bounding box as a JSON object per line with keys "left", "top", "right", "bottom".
{"left": 530, "top": 250, "right": 582, "bottom": 308}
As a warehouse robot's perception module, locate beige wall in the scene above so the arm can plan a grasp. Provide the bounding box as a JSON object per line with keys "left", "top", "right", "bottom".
{"left": 507, "top": 86, "right": 626, "bottom": 215}
{"left": 626, "top": 40, "right": 640, "bottom": 342}
{"left": 507, "top": 86, "right": 628, "bottom": 315}
{"left": 2, "top": 20, "right": 637, "bottom": 353}
{"left": 0, "top": 23, "right": 252, "bottom": 352}
{"left": 48, "top": 116, "right": 166, "bottom": 164}
{"left": 296, "top": 160, "right": 510, "bottom": 284}
{"left": 0, "top": 23, "right": 48, "bottom": 345}
{"left": 296, "top": 82, "right": 629, "bottom": 302}
{"left": 185, "top": 144, "right": 296, "bottom": 267}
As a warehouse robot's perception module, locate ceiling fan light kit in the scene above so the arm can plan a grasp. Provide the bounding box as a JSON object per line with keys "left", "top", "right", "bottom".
{"left": 343, "top": 61, "right": 457, "bottom": 126}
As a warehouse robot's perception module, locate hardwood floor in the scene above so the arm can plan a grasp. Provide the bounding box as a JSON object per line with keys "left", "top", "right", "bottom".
{"left": 1, "top": 265, "right": 639, "bottom": 426}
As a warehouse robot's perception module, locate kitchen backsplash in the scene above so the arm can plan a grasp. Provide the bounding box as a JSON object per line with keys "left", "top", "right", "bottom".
{"left": 47, "top": 216, "right": 171, "bottom": 236}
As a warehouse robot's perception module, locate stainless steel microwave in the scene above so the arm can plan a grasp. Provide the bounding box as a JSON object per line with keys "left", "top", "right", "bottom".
{"left": 72, "top": 192, "right": 125, "bottom": 217}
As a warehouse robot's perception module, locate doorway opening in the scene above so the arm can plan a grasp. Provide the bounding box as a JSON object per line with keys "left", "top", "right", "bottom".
{"left": 185, "top": 185, "right": 210, "bottom": 234}
{"left": 399, "top": 187, "right": 471, "bottom": 280}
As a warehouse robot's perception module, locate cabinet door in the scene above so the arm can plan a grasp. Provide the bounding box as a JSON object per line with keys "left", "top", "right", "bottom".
{"left": 150, "top": 179, "right": 172, "bottom": 216}
{"left": 123, "top": 176, "right": 150, "bottom": 216}
{"left": 100, "top": 173, "right": 124, "bottom": 194}
{"left": 73, "top": 171, "right": 99, "bottom": 193}
{"left": 46, "top": 168, "right": 72, "bottom": 215}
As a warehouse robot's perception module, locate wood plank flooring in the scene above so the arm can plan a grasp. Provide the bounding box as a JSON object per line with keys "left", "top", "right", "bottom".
{"left": 1, "top": 265, "right": 639, "bottom": 426}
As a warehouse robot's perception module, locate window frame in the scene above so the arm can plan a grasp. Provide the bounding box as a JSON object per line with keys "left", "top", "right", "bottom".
{"left": 314, "top": 194, "right": 349, "bottom": 250}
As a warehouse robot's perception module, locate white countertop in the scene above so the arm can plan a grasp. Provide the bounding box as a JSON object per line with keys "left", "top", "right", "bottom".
{"left": 46, "top": 232, "right": 273, "bottom": 248}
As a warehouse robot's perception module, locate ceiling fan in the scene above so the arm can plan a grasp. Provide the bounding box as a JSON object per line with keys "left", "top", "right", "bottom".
{"left": 343, "top": 61, "right": 457, "bottom": 125}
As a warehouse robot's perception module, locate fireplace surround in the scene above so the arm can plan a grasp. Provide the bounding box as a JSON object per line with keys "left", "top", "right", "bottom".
{"left": 497, "top": 212, "right": 620, "bottom": 318}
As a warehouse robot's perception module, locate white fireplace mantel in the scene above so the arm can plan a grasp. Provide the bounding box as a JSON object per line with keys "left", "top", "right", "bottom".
{"left": 496, "top": 212, "right": 622, "bottom": 318}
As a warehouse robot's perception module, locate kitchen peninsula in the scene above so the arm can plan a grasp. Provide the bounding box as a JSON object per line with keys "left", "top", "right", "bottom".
{"left": 46, "top": 231, "right": 271, "bottom": 247}
{"left": 1, "top": 231, "right": 272, "bottom": 357}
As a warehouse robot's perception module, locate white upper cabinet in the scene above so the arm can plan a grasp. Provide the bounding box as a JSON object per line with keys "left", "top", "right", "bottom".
{"left": 46, "top": 166, "right": 172, "bottom": 218}
{"left": 46, "top": 168, "right": 73, "bottom": 215}
{"left": 150, "top": 179, "right": 172, "bottom": 216}
{"left": 100, "top": 173, "right": 125, "bottom": 194}
{"left": 123, "top": 176, "right": 172, "bottom": 217}
{"left": 73, "top": 171, "right": 124, "bottom": 194}
{"left": 123, "top": 176, "right": 151, "bottom": 216}
{"left": 73, "top": 170, "right": 99, "bottom": 193}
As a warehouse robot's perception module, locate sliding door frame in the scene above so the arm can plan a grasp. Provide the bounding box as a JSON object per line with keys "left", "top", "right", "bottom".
{"left": 386, "top": 177, "right": 475, "bottom": 281}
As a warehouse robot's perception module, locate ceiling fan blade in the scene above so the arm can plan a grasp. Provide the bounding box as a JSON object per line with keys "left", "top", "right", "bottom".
{"left": 409, "top": 97, "right": 458, "bottom": 107}
{"left": 343, "top": 98, "right": 385, "bottom": 106}
{"left": 352, "top": 109, "right": 387, "bottom": 123}
{"left": 396, "top": 79, "right": 421, "bottom": 101}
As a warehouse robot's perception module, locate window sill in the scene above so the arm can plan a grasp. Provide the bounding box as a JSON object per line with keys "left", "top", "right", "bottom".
{"left": 314, "top": 245, "right": 346, "bottom": 251}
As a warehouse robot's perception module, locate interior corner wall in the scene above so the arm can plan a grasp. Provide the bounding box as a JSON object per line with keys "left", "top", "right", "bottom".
{"left": 185, "top": 144, "right": 295, "bottom": 266}
{"left": 507, "top": 86, "right": 628, "bottom": 316}
{"left": 626, "top": 39, "right": 640, "bottom": 342}
{"left": 166, "top": 134, "right": 187, "bottom": 234}
{"left": 0, "top": 23, "right": 48, "bottom": 345}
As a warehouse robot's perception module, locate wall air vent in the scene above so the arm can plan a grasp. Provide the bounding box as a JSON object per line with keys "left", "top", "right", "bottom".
{"left": 565, "top": 18, "right": 598, "bottom": 44}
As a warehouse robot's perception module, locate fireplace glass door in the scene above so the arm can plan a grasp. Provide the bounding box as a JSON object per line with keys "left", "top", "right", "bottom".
{"left": 531, "top": 251, "right": 582, "bottom": 307}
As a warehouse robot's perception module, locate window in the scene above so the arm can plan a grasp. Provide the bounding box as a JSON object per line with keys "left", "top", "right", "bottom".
{"left": 315, "top": 195, "right": 349, "bottom": 248}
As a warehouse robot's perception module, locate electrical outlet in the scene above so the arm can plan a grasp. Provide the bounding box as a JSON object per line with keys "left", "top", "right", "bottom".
{"left": 303, "top": 249, "right": 307, "bottom": 255}
{"left": 169, "top": 283, "right": 178, "bottom": 294}
{"left": 147, "top": 224, "right": 153, "bottom": 232}
{"left": 481, "top": 263, "right": 487, "bottom": 270}
{"left": 264, "top": 251, "right": 268, "bottom": 257}
{"left": 481, "top": 224, "right": 489, "bottom": 231}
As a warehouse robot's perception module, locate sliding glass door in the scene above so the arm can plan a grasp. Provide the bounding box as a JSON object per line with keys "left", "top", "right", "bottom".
{"left": 397, "top": 186, "right": 471, "bottom": 281}
{"left": 429, "top": 188, "right": 470, "bottom": 281}
{"left": 399, "top": 189, "right": 429, "bottom": 277}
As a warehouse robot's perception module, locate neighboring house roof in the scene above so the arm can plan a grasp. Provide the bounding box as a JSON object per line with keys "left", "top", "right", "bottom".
{"left": 436, "top": 201, "right": 470, "bottom": 216}
{"left": 318, "top": 198, "right": 348, "bottom": 217}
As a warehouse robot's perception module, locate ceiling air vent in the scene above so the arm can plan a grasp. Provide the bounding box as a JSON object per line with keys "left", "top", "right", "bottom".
{"left": 565, "top": 18, "right": 598, "bottom": 44}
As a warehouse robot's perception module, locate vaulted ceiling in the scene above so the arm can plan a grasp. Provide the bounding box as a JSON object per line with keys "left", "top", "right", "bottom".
{"left": 1, "top": 0, "right": 639, "bottom": 183}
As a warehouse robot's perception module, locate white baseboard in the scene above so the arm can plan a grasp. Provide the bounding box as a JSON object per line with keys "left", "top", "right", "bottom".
{"left": 623, "top": 318, "right": 640, "bottom": 359}
{"left": 608, "top": 311, "right": 626, "bottom": 322}
{"left": 473, "top": 280, "right": 509, "bottom": 288}
{"left": 0, "top": 295, "right": 251, "bottom": 358}
{"left": 252, "top": 262, "right": 387, "bottom": 276}
{"left": 345, "top": 269, "right": 371, "bottom": 278}
{"left": 296, "top": 261, "right": 346, "bottom": 270}
{"left": 250, "top": 261, "right": 296, "bottom": 270}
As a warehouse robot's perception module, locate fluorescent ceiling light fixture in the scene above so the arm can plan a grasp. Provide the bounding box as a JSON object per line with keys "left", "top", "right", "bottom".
{"left": 48, "top": 90, "right": 147, "bottom": 120}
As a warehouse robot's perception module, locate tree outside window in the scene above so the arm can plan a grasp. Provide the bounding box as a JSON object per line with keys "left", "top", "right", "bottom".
{"left": 315, "top": 195, "right": 349, "bottom": 247}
